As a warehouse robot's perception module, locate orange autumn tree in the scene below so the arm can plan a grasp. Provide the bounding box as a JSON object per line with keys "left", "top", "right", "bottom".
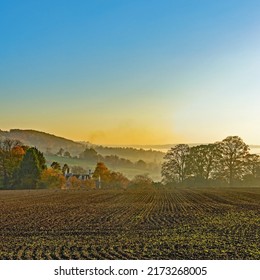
{"left": 93, "top": 162, "right": 129, "bottom": 189}
{"left": 68, "top": 176, "right": 82, "bottom": 189}
{"left": 92, "top": 162, "right": 111, "bottom": 188}
{"left": 109, "top": 171, "right": 129, "bottom": 189}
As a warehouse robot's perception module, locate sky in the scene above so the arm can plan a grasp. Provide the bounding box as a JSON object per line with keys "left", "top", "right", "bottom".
{"left": 1, "top": 0, "right": 260, "bottom": 145}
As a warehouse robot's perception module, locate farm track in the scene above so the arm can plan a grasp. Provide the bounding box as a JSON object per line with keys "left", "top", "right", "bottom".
{"left": 0, "top": 188, "right": 259, "bottom": 259}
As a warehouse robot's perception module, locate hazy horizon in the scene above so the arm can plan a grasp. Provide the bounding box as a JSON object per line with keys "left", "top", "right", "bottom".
{"left": 1, "top": 1, "right": 260, "bottom": 145}
{"left": 3, "top": 128, "right": 260, "bottom": 152}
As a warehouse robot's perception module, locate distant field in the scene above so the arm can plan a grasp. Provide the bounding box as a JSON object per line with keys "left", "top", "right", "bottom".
{"left": 0, "top": 187, "right": 259, "bottom": 259}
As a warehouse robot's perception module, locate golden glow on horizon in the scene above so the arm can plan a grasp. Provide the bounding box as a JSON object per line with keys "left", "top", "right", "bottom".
{"left": 50, "top": 121, "right": 183, "bottom": 145}
{"left": 0, "top": 102, "right": 182, "bottom": 145}
{"left": 83, "top": 126, "right": 181, "bottom": 146}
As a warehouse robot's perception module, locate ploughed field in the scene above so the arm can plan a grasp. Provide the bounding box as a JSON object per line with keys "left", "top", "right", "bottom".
{"left": 0, "top": 188, "right": 259, "bottom": 259}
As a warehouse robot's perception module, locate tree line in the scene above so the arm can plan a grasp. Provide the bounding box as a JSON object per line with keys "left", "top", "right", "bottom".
{"left": 161, "top": 136, "right": 260, "bottom": 186}
{"left": 2, "top": 135, "right": 260, "bottom": 190}
{"left": 0, "top": 139, "right": 48, "bottom": 189}
{"left": 54, "top": 146, "right": 159, "bottom": 171}
{"left": 0, "top": 139, "right": 153, "bottom": 190}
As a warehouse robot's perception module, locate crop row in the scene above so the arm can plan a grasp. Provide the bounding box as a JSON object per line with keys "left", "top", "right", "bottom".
{"left": 0, "top": 188, "right": 259, "bottom": 259}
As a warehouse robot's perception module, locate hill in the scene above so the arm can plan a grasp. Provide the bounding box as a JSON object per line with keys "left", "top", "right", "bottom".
{"left": 0, "top": 129, "right": 165, "bottom": 163}
{"left": 0, "top": 129, "right": 84, "bottom": 155}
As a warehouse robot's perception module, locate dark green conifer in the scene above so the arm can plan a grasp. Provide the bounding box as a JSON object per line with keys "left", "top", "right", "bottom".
{"left": 17, "top": 147, "right": 45, "bottom": 188}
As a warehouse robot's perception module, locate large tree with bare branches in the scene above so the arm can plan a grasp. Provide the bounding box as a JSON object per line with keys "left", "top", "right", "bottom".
{"left": 161, "top": 144, "right": 190, "bottom": 184}
{"left": 216, "top": 136, "right": 249, "bottom": 185}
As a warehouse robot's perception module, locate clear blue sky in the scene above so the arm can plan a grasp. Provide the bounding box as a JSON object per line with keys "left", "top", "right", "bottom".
{"left": 1, "top": 0, "right": 260, "bottom": 144}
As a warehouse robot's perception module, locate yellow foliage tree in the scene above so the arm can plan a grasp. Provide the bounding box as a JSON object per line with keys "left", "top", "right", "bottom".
{"left": 38, "top": 168, "right": 65, "bottom": 189}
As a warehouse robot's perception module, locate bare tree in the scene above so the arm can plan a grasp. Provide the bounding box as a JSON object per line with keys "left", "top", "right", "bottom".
{"left": 188, "top": 144, "right": 218, "bottom": 181}
{"left": 161, "top": 144, "right": 190, "bottom": 184}
{"left": 216, "top": 136, "right": 249, "bottom": 185}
